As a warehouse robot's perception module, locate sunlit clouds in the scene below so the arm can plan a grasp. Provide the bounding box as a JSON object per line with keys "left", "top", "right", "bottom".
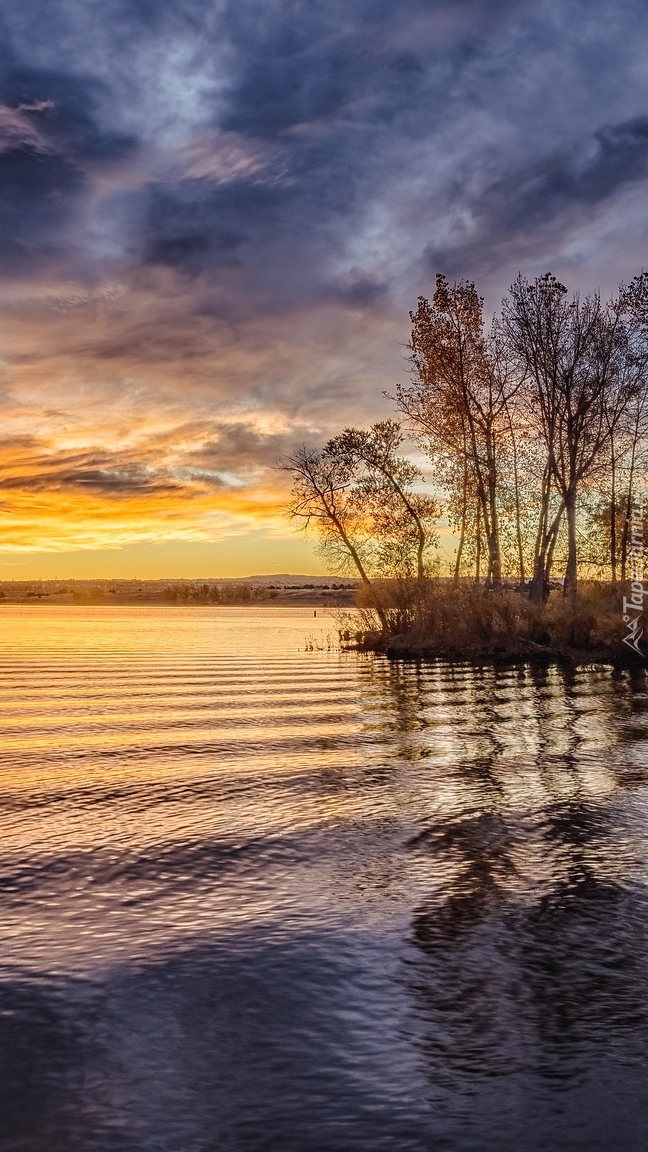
{"left": 1, "top": 0, "right": 648, "bottom": 573}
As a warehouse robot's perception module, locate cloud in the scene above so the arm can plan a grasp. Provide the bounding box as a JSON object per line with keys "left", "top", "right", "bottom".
{"left": 1, "top": 0, "right": 648, "bottom": 297}
{"left": 422, "top": 114, "right": 648, "bottom": 270}
{"left": 1, "top": 0, "right": 648, "bottom": 562}
{"left": 178, "top": 132, "right": 280, "bottom": 183}
{"left": 0, "top": 99, "right": 54, "bottom": 154}
{"left": 0, "top": 424, "right": 294, "bottom": 551}
{"left": 0, "top": 50, "right": 138, "bottom": 272}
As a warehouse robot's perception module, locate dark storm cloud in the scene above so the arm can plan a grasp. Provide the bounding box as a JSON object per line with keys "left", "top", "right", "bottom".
{"left": 2, "top": 0, "right": 648, "bottom": 297}
{"left": 118, "top": 0, "right": 648, "bottom": 303}
{"left": 216, "top": 0, "right": 429, "bottom": 138}
{"left": 0, "top": 63, "right": 134, "bottom": 162}
{"left": 123, "top": 0, "right": 508, "bottom": 291}
{"left": 140, "top": 180, "right": 276, "bottom": 270}
{"left": 0, "top": 45, "right": 137, "bottom": 268}
{"left": 424, "top": 115, "right": 648, "bottom": 279}
{"left": 320, "top": 274, "right": 389, "bottom": 308}
{"left": 512, "top": 116, "right": 648, "bottom": 221}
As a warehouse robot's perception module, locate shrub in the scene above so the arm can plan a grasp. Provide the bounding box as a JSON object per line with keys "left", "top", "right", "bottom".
{"left": 350, "top": 578, "right": 628, "bottom": 659}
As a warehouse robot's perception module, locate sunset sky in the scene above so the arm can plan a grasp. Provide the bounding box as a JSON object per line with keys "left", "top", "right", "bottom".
{"left": 2, "top": 0, "right": 648, "bottom": 577}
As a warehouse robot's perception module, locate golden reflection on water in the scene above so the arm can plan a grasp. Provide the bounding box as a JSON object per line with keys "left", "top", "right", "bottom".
{"left": 2, "top": 608, "right": 648, "bottom": 1150}
{"left": 0, "top": 606, "right": 645, "bottom": 976}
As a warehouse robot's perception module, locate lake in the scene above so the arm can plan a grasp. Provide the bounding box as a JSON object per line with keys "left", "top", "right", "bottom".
{"left": 1, "top": 605, "right": 647, "bottom": 1151}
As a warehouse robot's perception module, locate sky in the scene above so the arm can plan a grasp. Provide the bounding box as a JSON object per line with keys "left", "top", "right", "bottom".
{"left": 2, "top": 0, "right": 648, "bottom": 577}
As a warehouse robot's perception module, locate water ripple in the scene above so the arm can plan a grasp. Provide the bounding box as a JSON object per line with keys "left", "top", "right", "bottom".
{"left": 1, "top": 607, "right": 648, "bottom": 1150}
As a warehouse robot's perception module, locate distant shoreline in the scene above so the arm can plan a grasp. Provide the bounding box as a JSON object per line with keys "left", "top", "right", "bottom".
{"left": 0, "top": 577, "right": 357, "bottom": 609}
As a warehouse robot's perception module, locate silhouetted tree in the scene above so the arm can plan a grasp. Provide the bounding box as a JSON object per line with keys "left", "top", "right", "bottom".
{"left": 325, "top": 421, "right": 439, "bottom": 579}
{"left": 397, "top": 276, "right": 519, "bottom": 587}
{"left": 503, "top": 273, "right": 643, "bottom": 599}
{"left": 279, "top": 444, "right": 389, "bottom": 629}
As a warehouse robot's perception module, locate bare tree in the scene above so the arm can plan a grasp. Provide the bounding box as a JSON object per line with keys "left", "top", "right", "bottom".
{"left": 279, "top": 445, "right": 388, "bottom": 629}
{"left": 325, "top": 421, "right": 439, "bottom": 580}
{"left": 397, "top": 276, "right": 519, "bottom": 586}
{"left": 280, "top": 269, "right": 648, "bottom": 646}
{"left": 503, "top": 273, "right": 640, "bottom": 599}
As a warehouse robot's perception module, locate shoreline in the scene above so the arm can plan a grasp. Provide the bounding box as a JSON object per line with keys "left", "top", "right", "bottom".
{"left": 345, "top": 629, "right": 647, "bottom": 669}
{"left": 380, "top": 636, "right": 645, "bottom": 669}
{"left": 342, "top": 581, "right": 648, "bottom": 669}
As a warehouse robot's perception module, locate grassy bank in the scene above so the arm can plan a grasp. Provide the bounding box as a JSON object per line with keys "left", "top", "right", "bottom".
{"left": 342, "top": 580, "right": 643, "bottom": 665}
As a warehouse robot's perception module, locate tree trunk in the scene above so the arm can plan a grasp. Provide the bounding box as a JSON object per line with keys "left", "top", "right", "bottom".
{"left": 610, "top": 435, "right": 617, "bottom": 587}
{"left": 453, "top": 459, "right": 468, "bottom": 585}
{"left": 328, "top": 509, "right": 389, "bottom": 631}
{"left": 529, "top": 466, "right": 553, "bottom": 603}
{"left": 529, "top": 500, "right": 564, "bottom": 603}
{"left": 485, "top": 427, "right": 502, "bottom": 587}
{"left": 487, "top": 478, "right": 502, "bottom": 586}
{"left": 529, "top": 556, "right": 546, "bottom": 604}
{"left": 621, "top": 430, "right": 639, "bottom": 583}
{"left": 563, "top": 490, "right": 578, "bottom": 599}
{"left": 545, "top": 502, "right": 564, "bottom": 585}
{"left": 512, "top": 456, "right": 525, "bottom": 584}
{"left": 506, "top": 405, "right": 525, "bottom": 584}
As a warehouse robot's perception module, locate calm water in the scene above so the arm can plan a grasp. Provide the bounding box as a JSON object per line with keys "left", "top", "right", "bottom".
{"left": 1, "top": 606, "right": 648, "bottom": 1151}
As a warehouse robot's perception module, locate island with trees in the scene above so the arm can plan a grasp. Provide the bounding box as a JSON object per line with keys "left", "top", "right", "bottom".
{"left": 282, "top": 272, "right": 648, "bottom": 662}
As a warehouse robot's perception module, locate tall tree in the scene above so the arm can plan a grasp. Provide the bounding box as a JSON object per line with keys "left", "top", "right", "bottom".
{"left": 397, "top": 275, "right": 518, "bottom": 586}
{"left": 503, "top": 273, "right": 640, "bottom": 599}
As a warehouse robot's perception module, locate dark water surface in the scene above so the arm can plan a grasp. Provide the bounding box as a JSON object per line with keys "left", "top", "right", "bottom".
{"left": 1, "top": 606, "right": 648, "bottom": 1152}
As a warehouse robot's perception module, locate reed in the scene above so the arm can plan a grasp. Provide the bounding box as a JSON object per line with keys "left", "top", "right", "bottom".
{"left": 344, "top": 579, "right": 633, "bottom": 662}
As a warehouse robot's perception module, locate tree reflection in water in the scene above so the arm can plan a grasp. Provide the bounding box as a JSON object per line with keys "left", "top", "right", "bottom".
{"left": 373, "top": 658, "right": 648, "bottom": 1147}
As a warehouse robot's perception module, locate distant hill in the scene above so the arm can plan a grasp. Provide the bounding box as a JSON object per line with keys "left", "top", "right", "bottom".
{"left": 241, "top": 574, "right": 355, "bottom": 585}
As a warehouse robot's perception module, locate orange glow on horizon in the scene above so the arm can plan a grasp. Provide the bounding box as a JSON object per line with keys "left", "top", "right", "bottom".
{"left": 0, "top": 269, "right": 403, "bottom": 578}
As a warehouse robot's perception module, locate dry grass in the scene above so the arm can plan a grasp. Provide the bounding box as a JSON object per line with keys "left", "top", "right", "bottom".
{"left": 347, "top": 578, "right": 633, "bottom": 661}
